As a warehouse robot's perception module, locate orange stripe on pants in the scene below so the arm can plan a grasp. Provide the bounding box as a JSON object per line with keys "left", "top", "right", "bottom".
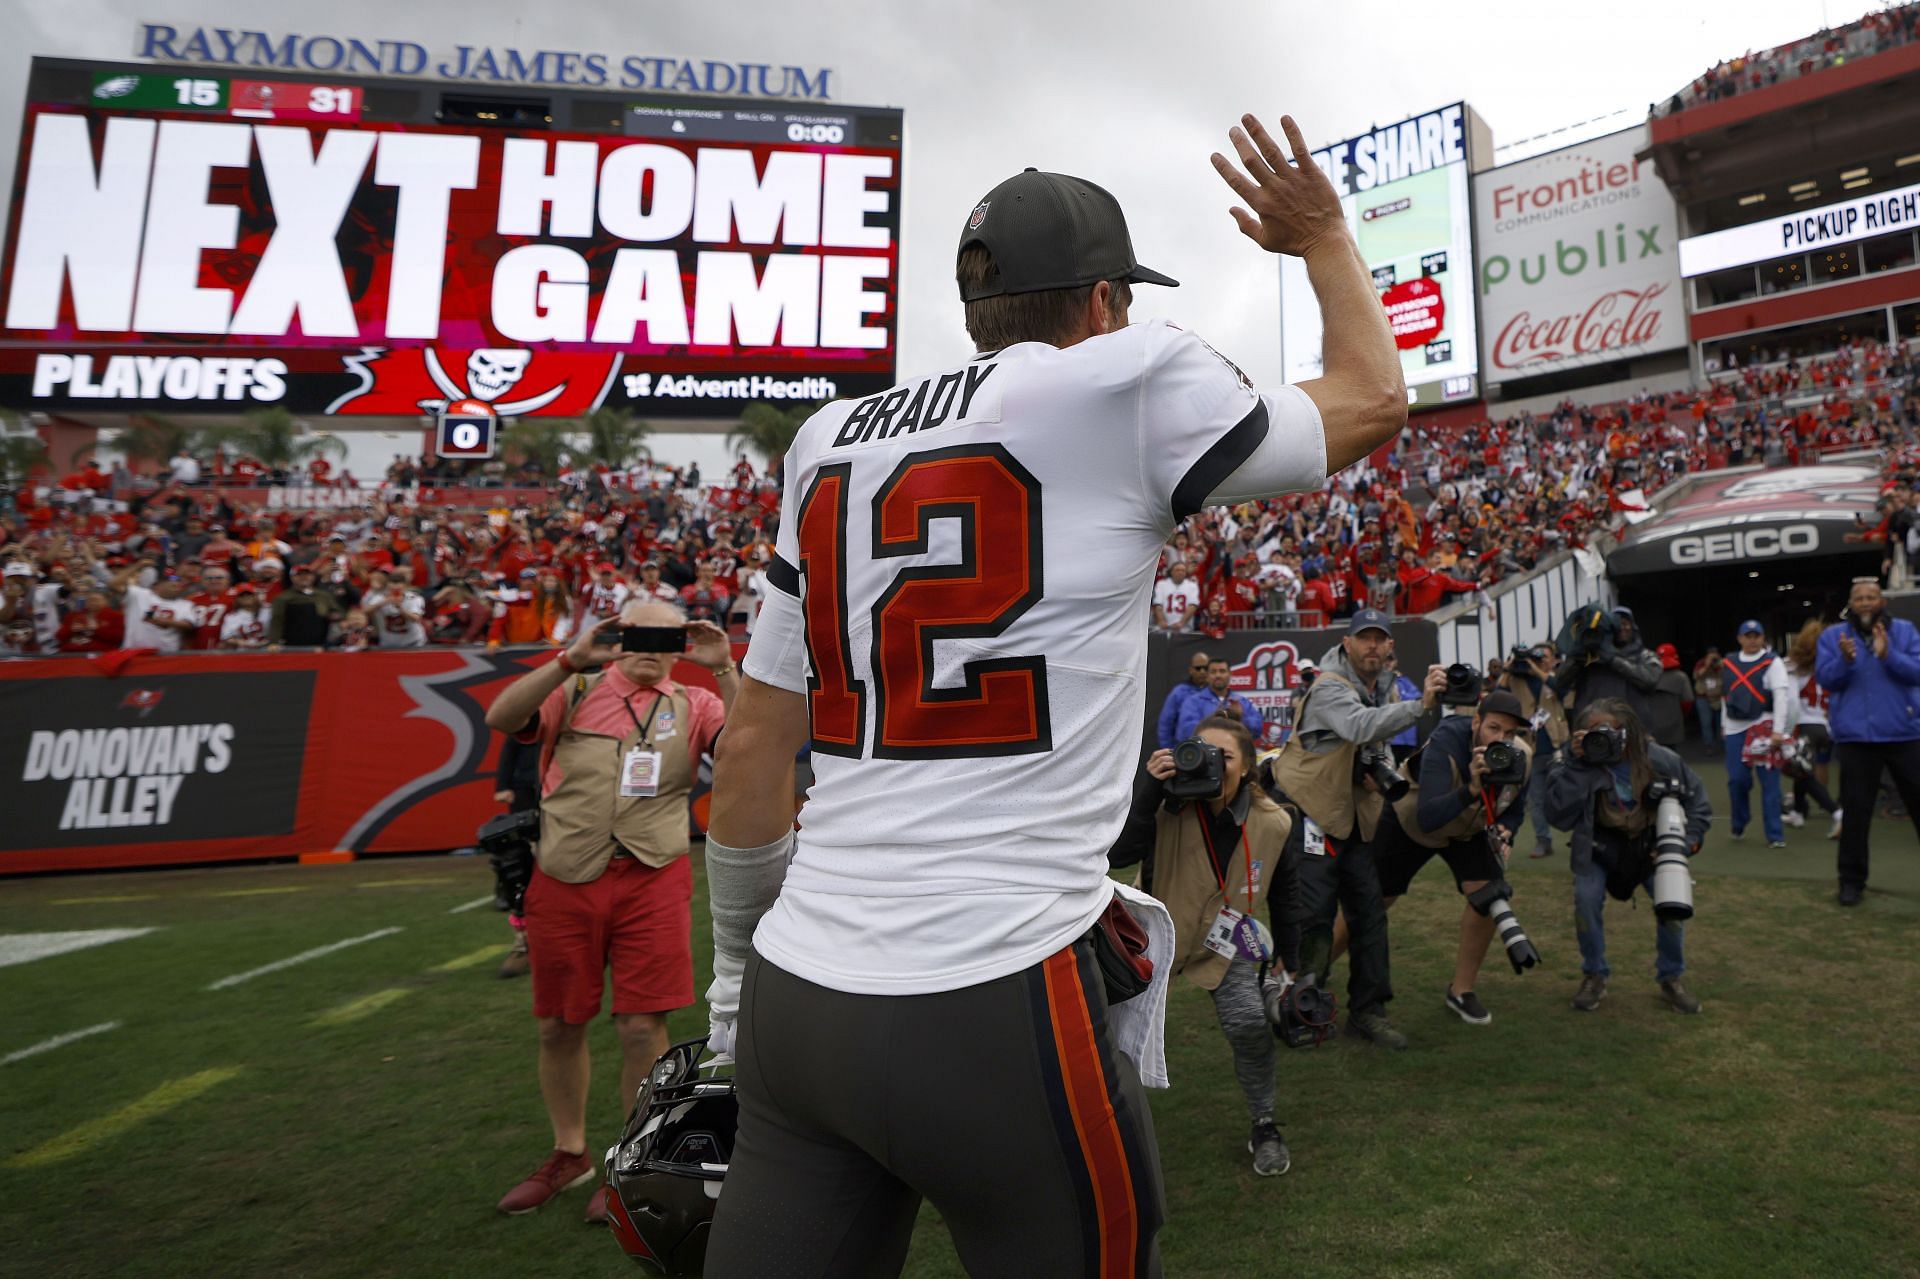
{"left": 1042, "top": 948, "right": 1137, "bottom": 1279}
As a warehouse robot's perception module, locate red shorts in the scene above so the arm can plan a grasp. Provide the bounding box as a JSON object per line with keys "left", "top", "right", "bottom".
{"left": 524, "top": 855, "right": 694, "bottom": 1023}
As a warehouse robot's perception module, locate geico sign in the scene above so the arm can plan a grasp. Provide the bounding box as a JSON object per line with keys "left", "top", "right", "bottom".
{"left": 1668, "top": 524, "right": 1819, "bottom": 565}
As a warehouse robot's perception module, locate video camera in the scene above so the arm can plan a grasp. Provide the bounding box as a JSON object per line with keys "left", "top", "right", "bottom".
{"left": 1165, "top": 737, "right": 1226, "bottom": 802}
{"left": 477, "top": 809, "right": 539, "bottom": 915}
{"left": 1644, "top": 778, "right": 1694, "bottom": 922}
{"left": 1465, "top": 877, "right": 1541, "bottom": 974}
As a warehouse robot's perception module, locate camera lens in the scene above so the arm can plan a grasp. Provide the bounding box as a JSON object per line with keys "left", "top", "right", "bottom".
{"left": 1172, "top": 741, "right": 1205, "bottom": 772}
{"left": 1445, "top": 662, "right": 1475, "bottom": 688}
{"left": 1484, "top": 742, "right": 1514, "bottom": 771}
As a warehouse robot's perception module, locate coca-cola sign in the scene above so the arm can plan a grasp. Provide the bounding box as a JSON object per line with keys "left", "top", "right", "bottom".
{"left": 1472, "top": 126, "right": 1683, "bottom": 379}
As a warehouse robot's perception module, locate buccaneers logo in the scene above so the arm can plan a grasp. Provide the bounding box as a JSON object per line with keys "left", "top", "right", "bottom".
{"left": 326, "top": 347, "right": 625, "bottom": 418}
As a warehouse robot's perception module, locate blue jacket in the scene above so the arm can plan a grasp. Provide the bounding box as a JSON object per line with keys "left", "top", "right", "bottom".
{"left": 1815, "top": 616, "right": 1920, "bottom": 743}
{"left": 1174, "top": 688, "right": 1266, "bottom": 744}
{"left": 1156, "top": 683, "right": 1206, "bottom": 749}
{"left": 1390, "top": 674, "right": 1421, "bottom": 747}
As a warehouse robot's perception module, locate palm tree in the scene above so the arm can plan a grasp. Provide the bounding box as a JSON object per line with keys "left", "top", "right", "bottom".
{"left": 728, "top": 401, "right": 821, "bottom": 467}
{"left": 210, "top": 407, "right": 346, "bottom": 471}
{"left": 0, "top": 415, "right": 49, "bottom": 487}
{"left": 104, "top": 415, "right": 197, "bottom": 470}
{"left": 581, "top": 406, "right": 651, "bottom": 468}
{"left": 500, "top": 418, "right": 572, "bottom": 477}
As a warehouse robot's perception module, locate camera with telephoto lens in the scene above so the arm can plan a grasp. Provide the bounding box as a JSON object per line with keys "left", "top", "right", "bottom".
{"left": 1262, "top": 969, "right": 1339, "bottom": 1049}
{"left": 1481, "top": 740, "right": 1528, "bottom": 788}
{"left": 1165, "top": 737, "right": 1225, "bottom": 801}
{"left": 1441, "top": 662, "right": 1483, "bottom": 708}
{"left": 1353, "top": 743, "right": 1410, "bottom": 801}
{"left": 1579, "top": 725, "right": 1626, "bottom": 765}
{"left": 1644, "top": 778, "right": 1694, "bottom": 922}
{"left": 477, "top": 809, "right": 539, "bottom": 915}
{"left": 1466, "top": 877, "right": 1540, "bottom": 974}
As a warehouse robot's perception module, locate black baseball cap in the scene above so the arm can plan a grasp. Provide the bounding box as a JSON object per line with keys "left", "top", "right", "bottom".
{"left": 957, "top": 169, "right": 1178, "bottom": 300}
{"left": 1480, "top": 691, "right": 1527, "bottom": 722}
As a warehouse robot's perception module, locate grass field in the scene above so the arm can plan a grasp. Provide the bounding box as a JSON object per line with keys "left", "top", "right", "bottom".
{"left": 3, "top": 760, "right": 1917, "bottom": 1279}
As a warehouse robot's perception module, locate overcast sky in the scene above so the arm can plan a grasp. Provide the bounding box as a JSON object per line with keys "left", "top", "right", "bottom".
{"left": 1, "top": 0, "right": 1886, "bottom": 391}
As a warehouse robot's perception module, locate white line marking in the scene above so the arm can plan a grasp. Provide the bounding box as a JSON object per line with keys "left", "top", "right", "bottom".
{"left": 0, "top": 929, "right": 157, "bottom": 969}
{"left": 2, "top": 1021, "right": 122, "bottom": 1066}
{"left": 205, "top": 927, "right": 404, "bottom": 991}
{"left": 448, "top": 896, "right": 495, "bottom": 914}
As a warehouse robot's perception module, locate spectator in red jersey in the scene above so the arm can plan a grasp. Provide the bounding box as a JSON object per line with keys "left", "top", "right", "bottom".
{"left": 58, "top": 590, "right": 124, "bottom": 653}
{"left": 679, "top": 561, "right": 732, "bottom": 623}
{"left": 1205, "top": 557, "right": 1264, "bottom": 626}
{"left": 189, "top": 566, "right": 236, "bottom": 649}
{"left": 1397, "top": 551, "right": 1479, "bottom": 615}
{"left": 1297, "top": 565, "right": 1339, "bottom": 627}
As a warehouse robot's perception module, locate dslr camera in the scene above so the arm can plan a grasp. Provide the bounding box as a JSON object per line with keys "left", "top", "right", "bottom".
{"left": 1165, "top": 737, "right": 1225, "bottom": 801}
{"left": 477, "top": 809, "right": 540, "bottom": 915}
{"left": 1441, "top": 662, "right": 1483, "bottom": 709}
{"left": 1465, "top": 877, "right": 1541, "bottom": 974}
{"left": 1481, "top": 740, "right": 1529, "bottom": 788}
{"left": 1354, "top": 744, "right": 1410, "bottom": 802}
{"left": 1579, "top": 725, "right": 1626, "bottom": 765}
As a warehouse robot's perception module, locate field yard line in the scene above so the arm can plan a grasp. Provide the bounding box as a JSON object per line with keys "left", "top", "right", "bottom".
{"left": 50, "top": 895, "right": 157, "bottom": 905}
{"left": 205, "top": 927, "right": 404, "bottom": 991}
{"left": 448, "top": 895, "right": 495, "bottom": 914}
{"left": 2, "top": 1021, "right": 122, "bottom": 1066}
{"left": 430, "top": 943, "right": 511, "bottom": 973}
{"left": 356, "top": 878, "right": 455, "bottom": 889}
{"left": 210, "top": 887, "right": 311, "bottom": 898}
{"left": 0, "top": 929, "right": 157, "bottom": 969}
{"left": 8, "top": 1066, "right": 243, "bottom": 1168}
{"left": 311, "top": 988, "right": 415, "bottom": 1026}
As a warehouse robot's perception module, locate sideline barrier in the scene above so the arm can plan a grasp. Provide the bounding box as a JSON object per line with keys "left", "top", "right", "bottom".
{"left": 0, "top": 646, "right": 732, "bottom": 876}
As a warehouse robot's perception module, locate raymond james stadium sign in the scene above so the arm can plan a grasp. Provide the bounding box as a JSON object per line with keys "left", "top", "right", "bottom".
{"left": 133, "top": 22, "right": 835, "bottom": 98}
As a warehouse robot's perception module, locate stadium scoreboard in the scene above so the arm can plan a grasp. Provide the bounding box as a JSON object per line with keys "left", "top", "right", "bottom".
{"left": 0, "top": 57, "right": 905, "bottom": 420}
{"left": 1278, "top": 102, "right": 1492, "bottom": 411}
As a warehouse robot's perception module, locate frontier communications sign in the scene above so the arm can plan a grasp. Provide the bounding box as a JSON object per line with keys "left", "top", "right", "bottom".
{"left": 1473, "top": 127, "right": 1683, "bottom": 381}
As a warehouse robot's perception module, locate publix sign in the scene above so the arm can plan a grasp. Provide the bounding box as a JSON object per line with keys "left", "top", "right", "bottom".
{"left": 1472, "top": 127, "right": 1684, "bottom": 380}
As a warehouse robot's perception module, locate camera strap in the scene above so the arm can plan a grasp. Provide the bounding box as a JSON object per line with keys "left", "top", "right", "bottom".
{"left": 1194, "top": 806, "right": 1255, "bottom": 913}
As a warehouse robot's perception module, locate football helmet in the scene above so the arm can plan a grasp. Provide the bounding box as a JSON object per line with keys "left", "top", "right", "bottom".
{"left": 604, "top": 1038, "right": 736, "bottom": 1273}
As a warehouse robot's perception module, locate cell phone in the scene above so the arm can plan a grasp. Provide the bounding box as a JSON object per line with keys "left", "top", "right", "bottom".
{"left": 621, "top": 625, "right": 688, "bottom": 654}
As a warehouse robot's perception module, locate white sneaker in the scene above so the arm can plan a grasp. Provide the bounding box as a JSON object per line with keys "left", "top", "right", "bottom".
{"left": 1828, "top": 810, "right": 1843, "bottom": 840}
{"left": 1783, "top": 811, "right": 1805, "bottom": 828}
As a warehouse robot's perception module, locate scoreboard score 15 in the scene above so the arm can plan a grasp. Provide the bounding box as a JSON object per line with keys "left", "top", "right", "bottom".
{"left": 435, "top": 409, "right": 497, "bottom": 460}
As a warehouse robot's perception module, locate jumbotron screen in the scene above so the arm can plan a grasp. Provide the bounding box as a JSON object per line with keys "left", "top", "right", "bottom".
{"left": 1278, "top": 103, "right": 1483, "bottom": 410}
{"left": 0, "top": 58, "right": 903, "bottom": 419}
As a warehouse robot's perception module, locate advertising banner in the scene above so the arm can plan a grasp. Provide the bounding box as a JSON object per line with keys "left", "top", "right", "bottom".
{"left": 1605, "top": 464, "right": 1883, "bottom": 577}
{"left": 0, "top": 61, "right": 903, "bottom": 419}
{"left": 0, "top": 646, "right": 734, "bottom": 874}
{"left": 1677, "top": 180, "right": 1920, "bottom": 277}
{"left": 1280, "top": 103, "right": 1486, "bottom": 410}
{"left": 1474, "top": 127, "right": 1685, "bottom": 381}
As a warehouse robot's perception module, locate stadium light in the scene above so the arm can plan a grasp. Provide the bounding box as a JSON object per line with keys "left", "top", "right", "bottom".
{"left": 1899, "top": 153, "right": 1920, "bottom": 167}
{"left": 1840, "top": 167, "right": 1869, "bottom": 180}
{"left": 1794, "top": 189, "right": 1821, "bottom": 201}
{"left": 1788, "top": 180, "right": 1817, "bottom": 192}
{"left": 1843, "top": 177, "right": 1872, "bottom": 189}
{"left": 1738, "top": 192, "right": 1766, "bottom": 206}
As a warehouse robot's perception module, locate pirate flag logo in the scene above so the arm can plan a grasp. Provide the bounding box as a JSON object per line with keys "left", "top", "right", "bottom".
{"left": 326, "top": 347, "right": 625, "bottom": 418}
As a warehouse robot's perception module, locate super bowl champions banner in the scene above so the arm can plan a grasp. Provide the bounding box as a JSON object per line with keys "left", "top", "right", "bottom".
{"left": 0, "top": 648, "right": 730, "bottom": 873}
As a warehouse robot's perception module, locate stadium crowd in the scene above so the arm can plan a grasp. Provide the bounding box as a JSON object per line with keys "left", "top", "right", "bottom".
{"left": 1653, "top": 1, "right": 1919, "bottom": 115}
{"left": 1, "top": 340, "right": 1914, "bottom": 656}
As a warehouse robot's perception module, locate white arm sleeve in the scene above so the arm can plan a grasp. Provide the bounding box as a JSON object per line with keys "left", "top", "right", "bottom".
{"left": 704, "top": 830, "right": 796, "bottom": 1052}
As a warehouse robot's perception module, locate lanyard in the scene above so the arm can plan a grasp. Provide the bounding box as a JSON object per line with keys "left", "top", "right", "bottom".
{"left": 620, "top": 691, "right": 664, "bottom": 748}
{"left": 1194, "top": 804, "right": 1255, "bottom": 911}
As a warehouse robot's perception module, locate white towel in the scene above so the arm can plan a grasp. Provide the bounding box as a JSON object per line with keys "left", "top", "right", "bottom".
{"left": 1104, "top": 882, "right": 1176, "bottom": 1089}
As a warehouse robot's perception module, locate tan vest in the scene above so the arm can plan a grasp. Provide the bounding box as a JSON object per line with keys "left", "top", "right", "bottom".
{"left": 536, "top": 675, "right": 696, "bottom": 884}
{"left": 1596, "top": 759, "right": 1654, "bottom": 836}
{"left": 1271, "top": 670, "right": 1383, "bottom": 841}
{"left": 1138, "top": 799, "right": 1292, "bottom": 992}
{"left": 1501, "top": 676, "right": 1569, "bottom": 748}
{"left": 1390, "top": 736, "right": 1532, "bottom": 849}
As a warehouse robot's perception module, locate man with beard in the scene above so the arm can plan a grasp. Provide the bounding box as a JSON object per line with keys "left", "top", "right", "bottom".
{"left": 1816, "top": 578, "right": 1920, "bottom": 906}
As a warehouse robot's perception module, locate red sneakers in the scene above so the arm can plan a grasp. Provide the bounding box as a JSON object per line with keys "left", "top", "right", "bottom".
{"left": 497, "top": 1147, "right": 596, "bottom": 1215}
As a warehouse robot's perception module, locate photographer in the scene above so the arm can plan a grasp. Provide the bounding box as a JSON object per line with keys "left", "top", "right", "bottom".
{"left": 1546, "top": 699, "right": 1711, "bottom": 1015}
{"left": 1366, "top": 691, "right": 1534, "bottom": 1026}
{"left": 1109, "top": 716, "right": 1300, "bottom": 1177}
{"left": 1554, "top": 604, "right": 1662, "bottom": 723}
{"left": 1272, "top": 609, "right": 1446, "bottom": 1049}
{"left": 482, "top": 600, "right": 737, "bottom": 1222}
{"left": 1815, "top": 578, "right": 1920, "bottom": 906}
{"left": 1498, "top": 644, "right": 1569, "bottom": 859}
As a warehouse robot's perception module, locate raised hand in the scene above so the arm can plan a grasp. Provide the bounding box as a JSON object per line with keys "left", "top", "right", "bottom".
{"left": 1209, "top": 114, "right": 1348, "bottom": 259}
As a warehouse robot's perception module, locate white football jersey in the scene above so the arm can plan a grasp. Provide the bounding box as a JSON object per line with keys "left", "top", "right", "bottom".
{"left": 743, "top": 321, "right": 1327, "bottom": 994}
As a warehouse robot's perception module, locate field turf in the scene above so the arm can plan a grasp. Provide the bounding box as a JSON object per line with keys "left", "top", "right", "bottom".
{"left": 3, "top": 762, "right": 1917, "bottom": 1278}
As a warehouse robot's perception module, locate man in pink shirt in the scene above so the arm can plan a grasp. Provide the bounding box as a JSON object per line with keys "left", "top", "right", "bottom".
{"left": 484, "top": 600, "right": 737, "bottom": 1222}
